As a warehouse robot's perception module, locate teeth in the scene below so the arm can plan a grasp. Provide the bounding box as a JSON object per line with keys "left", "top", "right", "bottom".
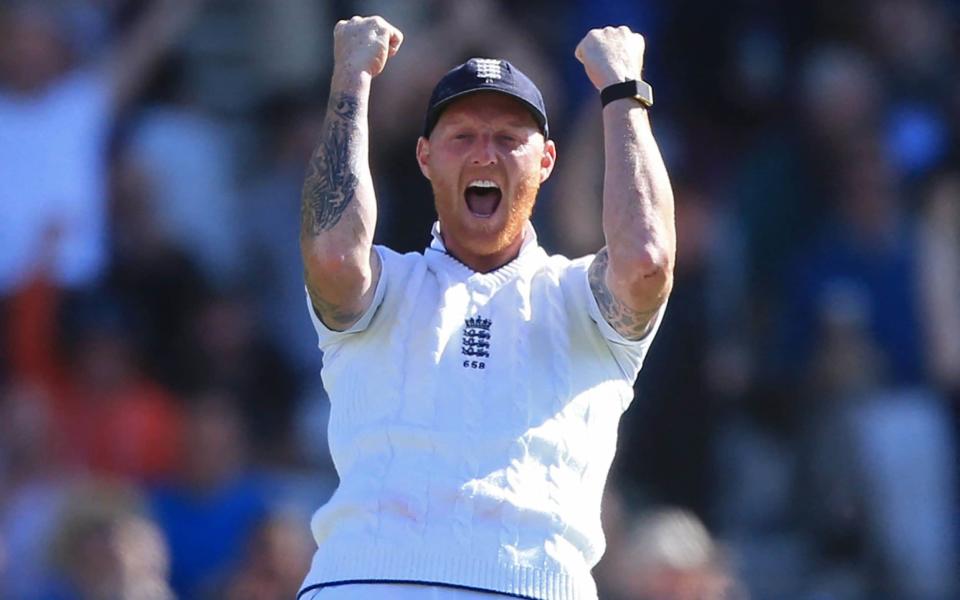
{"left": 468, "top": 179, "right": 500, "bottom": 190}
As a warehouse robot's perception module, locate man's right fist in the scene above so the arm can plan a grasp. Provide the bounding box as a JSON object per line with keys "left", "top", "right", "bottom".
{"left": 333, "top": 16, "right": 403, "bottom": 78}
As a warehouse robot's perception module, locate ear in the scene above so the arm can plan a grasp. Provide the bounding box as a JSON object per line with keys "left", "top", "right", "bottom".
{"left": 539, "top": 139, "right": 557, "bottom": 184}
{"left": 416, "top": 136, "right": 431, "bottom": 180}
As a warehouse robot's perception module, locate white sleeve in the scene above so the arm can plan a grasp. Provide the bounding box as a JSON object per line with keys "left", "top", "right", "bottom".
{"left": 569, "top": 255, "right": 667, "bottom": 380}
{"left": 305, "top": 245, "right": 388, "bottom": 350}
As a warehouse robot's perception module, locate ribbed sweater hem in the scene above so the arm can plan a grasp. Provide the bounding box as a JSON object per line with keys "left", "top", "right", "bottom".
{"left": 298, "top": 544, "right": 597, "bottom": 600}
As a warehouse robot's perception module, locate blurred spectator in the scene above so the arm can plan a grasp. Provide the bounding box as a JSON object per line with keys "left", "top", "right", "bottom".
{"left": 864, "top": 0, "right": 956, "bottom": 99}
{"left": 785, "top": 142, "right": 958, "bottom": 598}
{"left": 593, "top": 485, "right": 632, "bottom": 599}
{"left": 171, "top": 292, "right": 298, "bottom": 461}
{"left": 222, "top": 510, "right": 314, "bottom": 600}
{"left": 105, "top": 151, "right": 209, "bottom": 388}
{"left": 782, "top": 139, "right": 924, "bottom": 384}
{"left": 250, "top": 0, "right": 330, "bottom": 94}
{"left": 149, "top": 391, "right": 269, "bottom": 599}
{"left": 0, "top": 384, "right": 74, "bottom": 599}
{"left": 0, "top": 0, "right": 206, "bottom": 297}
{"left": 918, "top": 170, "right": 960, "bottom": 393}
{"left": 728, "top": 44, "right": 886, "bottom": 306}
{"left": 800, "top": 279, "right": 958, "bottom": 599}
{"left": 6, "top": 247, "right": 184, "bottom": 483}
{"left": 243, "top": 93, "right": 326, "bottom": 377}
{"left": 604, "top": 507, "right": 743, "bottom": 600}
{"left": 615, "top": 181, "right": 730, "bottom": 515}
{"left": 58, "top": 289, "right": 185, "bottom": 481}
{"left": 125, "top": 95, "right": 244, "bottom": 287}
{"left": 42, "top": 481, "right": 174, "bottom": 600}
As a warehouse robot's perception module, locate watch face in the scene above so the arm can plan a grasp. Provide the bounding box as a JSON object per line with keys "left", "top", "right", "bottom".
{"left": 636, "top": 80, "right": 654, "bottom": 107}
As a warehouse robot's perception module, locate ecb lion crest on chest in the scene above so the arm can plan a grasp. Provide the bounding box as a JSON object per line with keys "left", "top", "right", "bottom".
{"left": 461, "top": 315, "right": 492, "bottom": 369}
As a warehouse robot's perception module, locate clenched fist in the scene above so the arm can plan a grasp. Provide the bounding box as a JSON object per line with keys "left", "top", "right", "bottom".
{"left": 575, "top": 26, "right": 645, "bottom": 91}
{"left": 333, "top": 15, "right": 403, "bottom": 79}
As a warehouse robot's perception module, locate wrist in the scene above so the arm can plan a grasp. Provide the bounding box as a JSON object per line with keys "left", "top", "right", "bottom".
{"left": 595, "top": 73, "right": 634, "bottom": 90}
{"left": 331, "top": 66, "right": 373, "bottom": 92}
{"left": 600, "top": 79, "right": 653, "bottom": 110}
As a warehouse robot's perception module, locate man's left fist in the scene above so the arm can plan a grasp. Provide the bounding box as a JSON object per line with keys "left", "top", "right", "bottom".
{"left": 575, "top": 26, "right": 645, "bottom": 91}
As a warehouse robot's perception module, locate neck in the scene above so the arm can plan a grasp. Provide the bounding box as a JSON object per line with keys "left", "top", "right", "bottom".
{"left": 442, "top": 228, "right": 526, "bottom": 273}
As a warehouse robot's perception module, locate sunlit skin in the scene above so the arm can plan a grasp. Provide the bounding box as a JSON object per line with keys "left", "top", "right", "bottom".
{"left": 416, "top": 92, "right": 557, "bottom": 273}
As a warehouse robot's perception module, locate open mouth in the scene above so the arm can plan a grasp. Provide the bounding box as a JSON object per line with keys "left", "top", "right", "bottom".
{"left": 464, "top": 179, "right": 502, "bottom": 218}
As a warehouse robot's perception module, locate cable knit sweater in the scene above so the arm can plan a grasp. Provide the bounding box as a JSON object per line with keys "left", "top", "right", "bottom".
{"left": 299, "top": 223, "right": 664, "bottom": 600}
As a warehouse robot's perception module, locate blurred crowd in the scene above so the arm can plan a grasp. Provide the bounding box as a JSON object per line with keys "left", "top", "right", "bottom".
{"left": 0, "top": 0, "right": 958, "bottom": 599}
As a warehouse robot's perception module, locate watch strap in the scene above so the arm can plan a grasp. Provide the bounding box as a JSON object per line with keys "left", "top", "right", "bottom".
{"left": 600, "top": 79, "right": 653, "bottom": 109}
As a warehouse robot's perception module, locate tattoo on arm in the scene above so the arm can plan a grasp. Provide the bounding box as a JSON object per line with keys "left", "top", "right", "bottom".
{"left": 588, "top": 248, "right": 660, "bottom": 341}
{"left": 304, "top": 246, "right": 381, "bottom": 330}
{"left": 300, "top": 93, "right": 361, "bottom": 236}
{"left": 306, "top": 278, "right": 365, "bottom": 330}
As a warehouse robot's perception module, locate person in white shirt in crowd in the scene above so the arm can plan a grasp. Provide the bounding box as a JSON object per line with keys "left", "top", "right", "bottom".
{"left": 0, "top": 0, "right": 204, "bottom": 296}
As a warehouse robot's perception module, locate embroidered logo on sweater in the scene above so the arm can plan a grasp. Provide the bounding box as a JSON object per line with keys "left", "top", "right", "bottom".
{"left": 462, "top": 315, "right": 492, "bottom": 369}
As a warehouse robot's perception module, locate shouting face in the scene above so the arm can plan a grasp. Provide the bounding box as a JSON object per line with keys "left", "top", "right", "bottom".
{"left": 417, "top": 92, "right": 556, "bottom": 272}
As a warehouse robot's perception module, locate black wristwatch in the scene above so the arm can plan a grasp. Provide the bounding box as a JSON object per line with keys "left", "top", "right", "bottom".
{"left": 600, "top": 80, "right": 654, "bottom": 109}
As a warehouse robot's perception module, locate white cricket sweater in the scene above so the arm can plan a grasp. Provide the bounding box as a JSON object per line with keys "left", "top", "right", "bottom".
{"left": 300, "top": 223, "right": 664, "bottom": 600}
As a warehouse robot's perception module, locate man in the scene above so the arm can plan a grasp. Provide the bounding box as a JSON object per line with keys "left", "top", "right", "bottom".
{"left": 298, "top": 15, "right": 675, "bottom": 600}
{"left": 0, "top": 0, "right": 205, "bottom": 295}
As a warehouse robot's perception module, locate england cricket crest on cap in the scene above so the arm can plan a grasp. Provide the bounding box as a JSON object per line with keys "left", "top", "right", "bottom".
{"left": 474, "top": 59, "right": 502, "bottom": 82}
{"left": 461, "top": 315, "right": 492, "bottom": 370}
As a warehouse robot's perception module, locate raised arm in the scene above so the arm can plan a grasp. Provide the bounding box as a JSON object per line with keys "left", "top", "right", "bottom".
{"left": 300, "top": 16, "right": 402, "bottom": 331}
{"left": 576, "top": 27, "right": 675, "bottom": 340}
{"left": 102, "top": 0, "right": 206, "bottom": 111}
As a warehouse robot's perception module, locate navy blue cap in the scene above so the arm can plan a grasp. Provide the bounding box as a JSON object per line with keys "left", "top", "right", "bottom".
{"left": 423, "top": 58, "right": 549, "bottom": 139}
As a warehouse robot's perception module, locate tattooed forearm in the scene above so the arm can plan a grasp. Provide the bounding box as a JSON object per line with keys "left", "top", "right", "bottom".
{"left": 306, "top": 277, "right": 364, "bottom": 329}
{"left": 300, "top": 93, "right": 361, "bottom": 236}
{"left": 332, "top": 94, "right": 359, "bottom": 120}
{"left": 588, "top": 248, "right": 660, "bottom": 340}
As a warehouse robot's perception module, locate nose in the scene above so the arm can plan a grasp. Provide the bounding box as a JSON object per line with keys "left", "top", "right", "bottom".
{"left": 469, "top": 134, "right": 497, "bottom": 166}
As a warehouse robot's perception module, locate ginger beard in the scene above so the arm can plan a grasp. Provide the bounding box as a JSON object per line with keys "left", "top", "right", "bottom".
{"left": 418, "top": 93, "right": 555, "bottom": 271}
{"left": 429, "top": 160, "right": 541, "bottom": 259}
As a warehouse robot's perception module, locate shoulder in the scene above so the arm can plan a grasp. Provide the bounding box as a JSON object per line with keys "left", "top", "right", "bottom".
{"left": 526, "top": 250, "right": 598, "bottom": 315}
{"left": 363, "top": 244, "right": 430, "bottom": 316}
{"left": 534, "top": 250, "right": 594, "bottom": 278}
{"left": 377, "top": 244, "right": 427, "bottom": 278}
{"left": 536, "top": 252, "right": 597, "bottom": 296}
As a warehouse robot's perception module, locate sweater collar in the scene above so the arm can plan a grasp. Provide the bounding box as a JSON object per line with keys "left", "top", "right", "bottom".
{"left": 425, "top": 221, "right": 543, "bottom": 285}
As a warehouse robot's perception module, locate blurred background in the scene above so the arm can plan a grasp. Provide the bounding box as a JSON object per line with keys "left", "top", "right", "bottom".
{"left": 1, "top": 0, "right": 958, "bottom": 598}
